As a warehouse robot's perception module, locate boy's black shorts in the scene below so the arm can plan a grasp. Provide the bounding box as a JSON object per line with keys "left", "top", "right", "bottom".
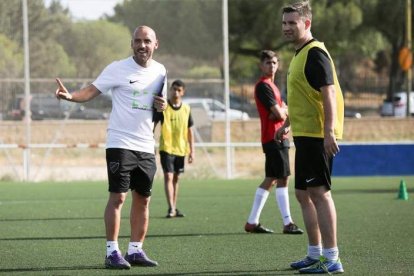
{"left": 160, "top": 151, "right": 185, "bottom": 174}
{"left": 263, "top": 140, "right": 291, "bottom": 178}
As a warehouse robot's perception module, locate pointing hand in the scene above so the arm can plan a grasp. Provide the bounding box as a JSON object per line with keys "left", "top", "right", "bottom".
{"left": 55, "top": 78, "right": 72, "bottom": 101}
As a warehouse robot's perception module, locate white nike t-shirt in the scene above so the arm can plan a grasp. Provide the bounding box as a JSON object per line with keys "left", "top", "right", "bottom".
{"left": 93, "top": 56, "right": 167, "bottom": 153}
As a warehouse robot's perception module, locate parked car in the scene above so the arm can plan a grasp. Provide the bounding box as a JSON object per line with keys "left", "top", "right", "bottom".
{"left": 381, "top": 91, "right": 414, "bottom": 117}
{"left": 4, "top": 94, "right": 63, "bottom": 120}
{"left": 61, "top": 94, "right": 111, "bottom": 120}
{"left": 3, "top": 96, "right": 26, "bottom": 120}
{"left": 344, "top": 109, "right": 362, "bottom": 119}
{"left": 3, "top": 94, "right": 110, "bottom": 120}
{"left": 183, "top": 97, "right": 250, "bottom": 121}
{"left": 229, "top": 93, "right": 258, "bottom": 117}
{"left": 62, "top": 101, "right": 110, "bottom": 120}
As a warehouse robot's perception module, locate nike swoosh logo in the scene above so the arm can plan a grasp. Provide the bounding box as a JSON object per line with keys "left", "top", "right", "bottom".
{"left": 132, "top": 245, "right": 138, "bottom": 247}
{"left": 305, "top": 178, "right": 315, "bottom": 183}
{"left": 129, "top": 80, "right": 138, "bottom": 84}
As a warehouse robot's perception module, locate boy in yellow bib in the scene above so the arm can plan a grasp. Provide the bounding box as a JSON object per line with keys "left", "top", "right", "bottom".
{"left": 155, "top": 80, "right": 195, "bottom": 218}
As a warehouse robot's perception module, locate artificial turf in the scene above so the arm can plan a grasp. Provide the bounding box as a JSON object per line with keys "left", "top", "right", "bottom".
{"left": 0, "top": 176, "right": 413, "bottom": 275}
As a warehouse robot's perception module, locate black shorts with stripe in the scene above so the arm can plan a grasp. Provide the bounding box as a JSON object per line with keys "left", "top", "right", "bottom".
{"left": 106, "top": 148, "right": 156, "bottom": 197}
{"left": 293, "top": 137, "right": 333, "bottom": 190}
{"left": 160, "top": 151, "right": 185, "bottom": 174}
{"left": 263, "top": 139, "right": 291, "bottom": 178}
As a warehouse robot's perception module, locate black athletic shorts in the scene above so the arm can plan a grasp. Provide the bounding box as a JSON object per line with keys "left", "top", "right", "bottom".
{"left": 293, "top": 137, "right": 333, "bottom": 190}
{"left": 106, "top": 148, "right": 156, "bottom": 197}
{"left": 160, "top": 151, "right": 185, "bottom": 174}
{"left": 263, "top": 140, "right": 291, "bottom": 178}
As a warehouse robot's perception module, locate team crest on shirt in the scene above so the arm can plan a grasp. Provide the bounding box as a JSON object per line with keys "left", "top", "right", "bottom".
{"left": 109, "top": 162, "right": 120, "bottom": 174}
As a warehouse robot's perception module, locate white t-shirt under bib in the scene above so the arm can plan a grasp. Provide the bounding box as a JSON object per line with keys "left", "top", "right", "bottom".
{"left": 93, "top": 56, "right": 167, "bottom": 153}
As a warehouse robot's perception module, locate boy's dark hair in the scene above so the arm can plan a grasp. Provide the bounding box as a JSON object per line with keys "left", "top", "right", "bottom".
{"left": 260, "top": 50, "right": 278, "bottom": 62}
{"left": 171, "top": 79, "right": 185, "bottom": 88}
{"left": 282, "top": 0, "right": 312, "bottom": 20}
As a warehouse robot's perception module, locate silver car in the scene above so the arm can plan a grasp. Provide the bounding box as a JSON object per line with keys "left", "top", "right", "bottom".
{"left": 183, "top": 98, "right": 250, "bottom": 121}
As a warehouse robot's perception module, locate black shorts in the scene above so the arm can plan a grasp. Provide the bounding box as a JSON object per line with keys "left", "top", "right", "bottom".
{"left": 263, "top": 140, "right": 291, "bottom": 178}
{"left": 106, "top": 148, "right": 156, "bottom": 197}
{"left": 293, "top": 137, "right": 333, "bottom": 190}
{"left": 160, "top": 151, "right": 185, "bottom": 174}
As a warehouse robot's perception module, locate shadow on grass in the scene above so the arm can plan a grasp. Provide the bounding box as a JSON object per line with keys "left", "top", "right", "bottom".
{"left": 0, "top": 215, "right": 206, "bottom": 222}
{"left": 0, "top": 216, "right": 102, "bottom": 222}
{"left": 0, "top": 267, "right": 295, "bottom": 275}
{"left": 0, "top": 231, "right": 284, "bottom": 241}
{"left": 0, "top": 265, "right": 102, "bottom": 273}
{"left": 140, "top": 268, "right": 295, "bottom": 275}
{"left": 334, "top": 188, "right": 414, "bottom": 194}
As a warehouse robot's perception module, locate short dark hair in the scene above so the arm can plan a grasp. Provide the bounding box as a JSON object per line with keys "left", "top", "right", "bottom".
{"left": 260, "top": 50, "right": 278, "bottom": 62}
{"left": 171, "top": 79, "right": 185, "bottom": 88}
{"left": 282, "top": 0, "right": 312, "bottom": 20}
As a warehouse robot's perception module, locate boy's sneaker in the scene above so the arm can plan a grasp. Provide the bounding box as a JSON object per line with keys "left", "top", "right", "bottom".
{"left": 105, "top": 250, "right": 131, "bottom": 269}
{"left": 299, "top": 257, "right": 344, "bottom": 274}
{"left": 175, "top": 209, "right": 185, "bottom": 217}
{"left": 244, "top": 222, "right": 274, "bottom": 233}
{"left": 125, "top": 250, "right": 159, "bottom": 267}
{"left": 290, "top": 256, "right": 319, "bottom": 269}
{"left": 166, "top": 208, "right": 176, "bottom": 218}
{"left": 283, "top": 223, "right": 304, "bottom": 234}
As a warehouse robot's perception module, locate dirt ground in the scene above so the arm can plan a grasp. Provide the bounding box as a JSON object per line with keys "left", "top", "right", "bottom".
{"left": 0, "top": 117, "right": 413, "bottom": 181}
{"left": 1, "top": 117, "right": 413, "bottom": 144}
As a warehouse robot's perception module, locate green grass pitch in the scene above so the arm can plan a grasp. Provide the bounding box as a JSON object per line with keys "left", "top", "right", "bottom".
{"left": 0, "top": 176, "right": 413, "bottom": 275}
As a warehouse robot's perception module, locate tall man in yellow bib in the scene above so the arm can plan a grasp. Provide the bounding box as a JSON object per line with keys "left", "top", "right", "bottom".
{"left": 278, "top": 1, "right": 345, "bottom": 274}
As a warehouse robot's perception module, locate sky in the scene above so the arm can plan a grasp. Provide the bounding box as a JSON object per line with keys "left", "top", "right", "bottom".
{"left": 44, "top": 0, "right": 123, "bottom": 20}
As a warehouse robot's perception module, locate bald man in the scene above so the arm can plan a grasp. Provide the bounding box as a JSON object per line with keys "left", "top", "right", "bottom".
{"left": 56, "top": 26, "right": 167, "bottom": 269}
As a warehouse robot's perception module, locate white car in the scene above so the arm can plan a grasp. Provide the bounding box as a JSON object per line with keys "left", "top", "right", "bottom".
{"left": 183, "top": 98, "right": 250, "bottom": 121}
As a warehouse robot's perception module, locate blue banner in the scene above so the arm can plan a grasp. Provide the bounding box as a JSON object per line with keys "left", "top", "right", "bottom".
{"left": 333, "top": 143, "right": 414, "bottom": 176}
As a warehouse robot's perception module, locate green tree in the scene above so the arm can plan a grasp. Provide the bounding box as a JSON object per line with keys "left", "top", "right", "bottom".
{"left": 0, "top": 0, "right": 75, "bottom": 78}
{"left": 228, "top": 0, "right": 288, "bottom": 56}
{"left": 0, "top": 33, "right": 23, "bottom": 113}
{"left": 111, "top": 0, "right": 221, "bottom": 60}
{"left": 228, "top": 0, "right": 289, "bottom": 80}
{"left": 29, "top": 38, "right": 76, "bottom": 78}
{"left": 0, "top": 0, "right": 24, "bottom": 43}
{"left": 0, "top": 0, "right": 70, "bottom": 47}
{"left": 61, "top": 20, "right": 131, "bottom": 77}
{"left": 359, "top": 0, "right": 411, "bottom": 100}
{"left": 228, "top": 0, "right": 406, "bottom": 100}
{"left": 0, "top": 33, "right": 23, "bottom": 77}
{"left": 1, "top": 0, "right": 409, "bottom": 99}
{"left": 109, "top": 0, "right": 222, "bottom": 77}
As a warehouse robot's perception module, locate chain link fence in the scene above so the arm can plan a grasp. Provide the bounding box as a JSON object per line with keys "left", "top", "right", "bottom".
{"left": 0, "top": 0, "right": 409, "bottom": 181}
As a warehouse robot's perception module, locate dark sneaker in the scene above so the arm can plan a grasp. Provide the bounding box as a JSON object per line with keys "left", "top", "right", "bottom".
{"left": 290, "top": 256, "right": 320, "bottom": 269}
{"left": 166, "top": 208, "right": 176, "bottom": 218}
{"left": 105, "top": 250, "right": 131, "bottom": 269}
{"left": 244, "top": 222, "right": 274, "bottom": 233}
{"left": 125, "top": 250, "right": 159, "bottom": 267}
{"left": 175, "top": 209, "right": 185, "bottom": 217}
{"left": 299, "top": 257, "right": 344, "bottom": 274}
{"left": 283, "top": 223, "right": 304, "bottom": 234}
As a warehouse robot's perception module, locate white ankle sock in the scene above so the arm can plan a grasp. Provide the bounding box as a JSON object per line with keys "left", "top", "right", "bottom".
{"left": 323, "top": 247, "right": 339, "bottom": 261}
{"left": 128, "top": 242, "right": 143, "bottom": 255}
{"left": 308, "top": 245, "right": 322, "bottom": 260}
{"left": 106, "top": 241, "right": 120, "bottom": 257}
{"left": 275, "top": 187, "right": 293, "bottom": 225}
{"left": 247, "top": 188, "right": 269, "bottom": 225}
